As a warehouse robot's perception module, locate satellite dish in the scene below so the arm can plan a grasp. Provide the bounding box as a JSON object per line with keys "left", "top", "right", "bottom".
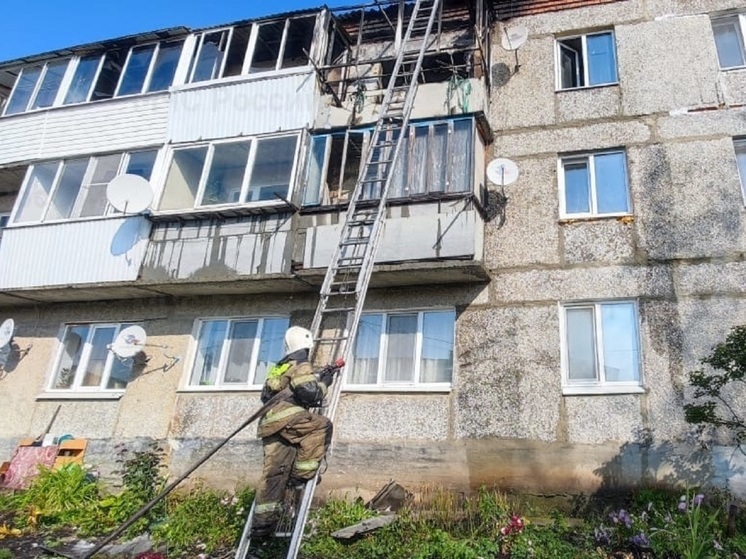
{"left": 501, "top": 26, "right": 528, "bottom": 51}
{"left": 0, "top": 318, "right": 14, "bottom": 348}
{"left": 106, "top": 174, "right": 153, "bottom": 214}
{"left": 487, "top": 158, "right": 520, "bottom": 186}
{"left": 111, "top": 325, "right": 147, "bottom": 358}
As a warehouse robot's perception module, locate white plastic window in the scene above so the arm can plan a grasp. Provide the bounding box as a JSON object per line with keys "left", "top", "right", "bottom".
{"left": 188, "top": 317, "right": 288, "bottom": 388}
{"left": 712, "top": 15, "right": 746, "bottom": 69}
{"left": 559, "top": 150, "right": 630, "bottom": 217}
{"left": 556, "top": 31, "right": 618, "bottom": 90}
{"left": 560, "top": 301, "right": 642, "bottom": 395}
{"left": 348, "top": 310, "right": 455, "bottom": 389}
{"left": 12, "top": 149, "right": 158, "bottom": 224}
{"left": 49, "top": 323, "right": 137, "bottom": 392}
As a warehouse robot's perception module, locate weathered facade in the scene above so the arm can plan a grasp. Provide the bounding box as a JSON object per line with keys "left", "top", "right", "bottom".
{"left": 1, "top": 0, "right": 746, "bottom": 501}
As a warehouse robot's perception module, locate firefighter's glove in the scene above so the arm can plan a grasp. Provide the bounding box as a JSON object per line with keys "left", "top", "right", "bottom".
{"left": 317, "top": 366, "right": 337, "bottom": 387}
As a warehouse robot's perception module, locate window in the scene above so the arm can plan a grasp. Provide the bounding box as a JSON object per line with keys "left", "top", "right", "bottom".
{"left": 303, "top": 118, "right": 474, "bottom": 205}
{"left": 4, "top": 60, "right": 69, "bottom": 115}
{"left": 560, "top": 301, "right": 642, "bottom": 394}
{"left": 189, "top": 317, "right": 288, "bottom": 388}
{"left": 556, "top": 31, "right": 618, "bottom": 90}
{"left": 559, "top": 150, "right": 630, "bottom": 217}
{"left": 159, "top": 134, "right": 299, "bottom": 211}
{"left": 735, "top": 139, "right": 746, "bottom": 202}
{"left": 190, "top": 26, "right": 252, "bottom": 83}
{"left": 249, "top": 16, "right": 316, "bottom": 73}
{"left": 348, "top": 310, "right": 455, "bottom": 388}
{"left": 3, "top": 40, "right": 183, "bottom": 116}
{"left": 712, "top": 15, "right": 746, "bottom": 69}
{"left": 0, "top": 213, "right": 9, "bottom": 243}
{"left": 12, "top": 149, "right": 158, "bottom": 224}
{"left": 49, "top": 323, "right": 137, "bottom": 392}
{"left": 116, "top": 40, "right": 184, "bottom": 96}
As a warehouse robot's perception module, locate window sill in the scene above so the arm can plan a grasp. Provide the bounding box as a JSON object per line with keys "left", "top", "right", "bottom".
{"left": 342, "top": 384, "right": 452, "bottom": 393}
{"left": 558, "top": 213, "right": 633, "bottom": 225}
{"left": 300, "top": 191, "right": 476, "bottom": 214}
{"left": 719, "top": 65, "right": 746, "bottom": 72}
{"left": 562, "top": 384, "right": 645, "bottom": 396}
{"left": 178, "top": 386, "right": 262, "bottom": 393}
{"left": 555, "top": 82, "right": 619, "bottom": 93}
{"left": 36, "top": 391, "right": 124, "bottom": 401}
{"left": 6, "top": 213, "right": 145, "bottom": 230}
{"left": 170, "top": 66, "right": 314, "bottom": 95}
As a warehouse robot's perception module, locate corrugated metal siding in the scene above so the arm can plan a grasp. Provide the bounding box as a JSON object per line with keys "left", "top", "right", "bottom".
{"left": 0, "top": 216, "right": 151, "bottom": 289}
{"left": 167, "top": 72, "right": 316, "bottom": 143}
{"left": 492, "top": 0, "right": 623, "bottom": 19}
{"left": 0, "top": 95, "right": 170, "bottom": 166}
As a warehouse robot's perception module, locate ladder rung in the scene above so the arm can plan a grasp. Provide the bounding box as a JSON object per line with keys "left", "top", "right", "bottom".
{"left": 321, "top": 307, "right": 356, "bottom": 314}
{"left": 316, "top": 336, "right": 350, "bottom": 343}
{"left": 340, "top": 238, "right": 370, "bottom": 246}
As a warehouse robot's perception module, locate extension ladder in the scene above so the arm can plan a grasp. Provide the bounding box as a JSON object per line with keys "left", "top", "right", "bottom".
{"left": 235, "top": 1, "right": 442, "bottom": 557}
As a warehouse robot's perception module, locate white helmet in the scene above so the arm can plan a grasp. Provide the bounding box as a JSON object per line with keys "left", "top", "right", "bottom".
{"left": 284, "top": 326, "right": 313, "bottom": 354}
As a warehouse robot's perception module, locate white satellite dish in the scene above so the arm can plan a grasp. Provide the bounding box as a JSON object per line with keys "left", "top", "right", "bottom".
{"left": 0, "top": 318, "right": 14, "bottom": 348}
{"left": 106, "top": 174, "right": 154, "bottom": 214}
{"left": 501, "top": 26, "right": 528, "bottom": 51}
{"left": 111, "top": 325, "right": 147, "bottom": 358}
{"left": 487, "top": 158, "right": 520, "bottom": 186}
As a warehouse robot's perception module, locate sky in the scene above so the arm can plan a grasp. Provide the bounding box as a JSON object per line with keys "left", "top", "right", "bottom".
{"left": 0, "top": 0, "right": 354, "bottom": 63}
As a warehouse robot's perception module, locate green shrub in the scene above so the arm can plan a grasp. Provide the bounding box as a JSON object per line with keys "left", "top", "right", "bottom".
{"left": 152, "top": 484, "right": 254, "bottom": 555}
{"left": 17, "top": 464, "right": 99, "bottom": 528}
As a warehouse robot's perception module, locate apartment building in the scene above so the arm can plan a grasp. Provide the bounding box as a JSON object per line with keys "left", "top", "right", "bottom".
{"left": 1, "top": 0, "right": 746, "bottom": 498}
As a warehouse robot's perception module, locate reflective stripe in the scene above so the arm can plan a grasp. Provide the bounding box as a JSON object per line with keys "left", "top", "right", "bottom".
{"left": 268, "top": 362, "right": 291, "bottom": 380}
{"left": 294, "top": 459, "right": 319, "bottom": 471}
{"left": 290, "top": 374, "right": 317, "bottom": 388}
{"left": 255, "top": 501, "right": 281, "bottom": 514}
{"left": 261, "top": 405, "right": 305, "bottom": 425}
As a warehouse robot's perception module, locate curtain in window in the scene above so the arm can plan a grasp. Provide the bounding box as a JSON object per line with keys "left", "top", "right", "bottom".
{"left": 566, "top": 307, "right": 597, "bottom": 380}
{"left": 191, "top": 321, "right": 227, "bottom": 386}
{"left": 594, "top": 152, "right": 628, "bottom": 213}
{"left": 15, "top": 163, "right": 58, "bottom": 223}
{"left": 350, "top": 314, "right": 382, "bottom": 384}
{"left": 449, "top": 120, "right": 472, "bottom": 192}
{"left": 224, "top": 321, "right": 258, "bottom": 384}
{"left": 408, "top": 127, "right": 429, "bottom": 196}
{"left": 254, "top": 318, "right": 289, "bottom": 384}
{"left": 420, "top": 311, "right": 454, "bottom": 383}
{"left": 587, "top": 33, "right": 617, "bottom": 85}
{"left": 384, "top": 314, "right": 417, "bottom": 382}
{"left": 564, "top": 161, "right": 590, "bottom": 214}
{"left": 82, "top": 327, "right": 116, "bottom": 387}
{"left": 389, "top": 130, "right": 409, "bottom": 198}
{"left": 430, "top": 124, "right": 448, "bottom": 193}
{"left": 600, "top": 303, "right": 639, "bottom": 381}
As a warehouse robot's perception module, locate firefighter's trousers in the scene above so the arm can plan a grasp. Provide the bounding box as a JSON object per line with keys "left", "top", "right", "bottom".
{"left": 251, "top": 411, "right": 332, "bottom": 536}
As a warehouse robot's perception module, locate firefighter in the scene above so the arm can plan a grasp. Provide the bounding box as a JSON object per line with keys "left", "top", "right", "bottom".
{"left": 250, "top": 326, "right": 335, "bottom": 538}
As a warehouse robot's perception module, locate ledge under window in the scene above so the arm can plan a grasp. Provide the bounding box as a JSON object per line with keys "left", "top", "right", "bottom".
{"left": 342, "top": 384, "right": 452, "bottom": 393}
{"left": 562, "top": 384, "right": 646, "bottom": 396}
{"left": 37, "top": 392, "right": 124, "bottom": 401}
{"left": 558, "top": 214, "right": 634, "bottom": 225}
{"left": 178, "top": 386, "right": 262, "bottom": 393}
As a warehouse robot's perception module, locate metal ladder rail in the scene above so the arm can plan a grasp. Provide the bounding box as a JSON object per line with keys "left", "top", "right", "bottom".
{"left": 285, "top": 1, "right": 442, "bottom": 558}
{"left": 233, "top": 2, "right": 441, "bottom": 557}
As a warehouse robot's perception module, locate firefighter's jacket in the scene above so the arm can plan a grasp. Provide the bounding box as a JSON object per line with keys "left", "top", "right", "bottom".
{"left": 256, "top": 351, "right": 327, "bottom": 438}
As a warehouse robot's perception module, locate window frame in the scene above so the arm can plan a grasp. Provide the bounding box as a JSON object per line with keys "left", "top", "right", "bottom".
{"left": 712, "top": 14, "right": 746, "bottom": 70}
{"left": 46, "top": 322, "right": 137, "bottom": 394}
{"left": 183, "top": 315, "right": 289, "bottom": 391}
{"left": 9, "top": 148, "right": 160, "bottom": 225}
{"left": 3, "top": 60, "right": 71, "bottom": 116}
{"left": 0, "top": 213, "right": 9, "bottom": 243}
{"left": 554, "top": 30, "right": 618, "bottom": 91}
{"left": 303, "top": 117, "right": 476, "bottom": 206}
{"left": 345, "top": 308, "right": 456, "bottom": 392}
{"left": 557, "top": 149, "right": 631, "bottom": 219}
{"left": 734, "top": 138, "right": 746, "bottom": 204}
{"left": 158, "top": 132, "right": 301, "bottom": 212}
{"left": 189, "top": 27, "right": 235, "bottom": 83}
{"left": 559, "top": 300, "right": 644, "bottom": 396}
{"left": 114, "top": 40, "right": 184, "bottom": 97}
